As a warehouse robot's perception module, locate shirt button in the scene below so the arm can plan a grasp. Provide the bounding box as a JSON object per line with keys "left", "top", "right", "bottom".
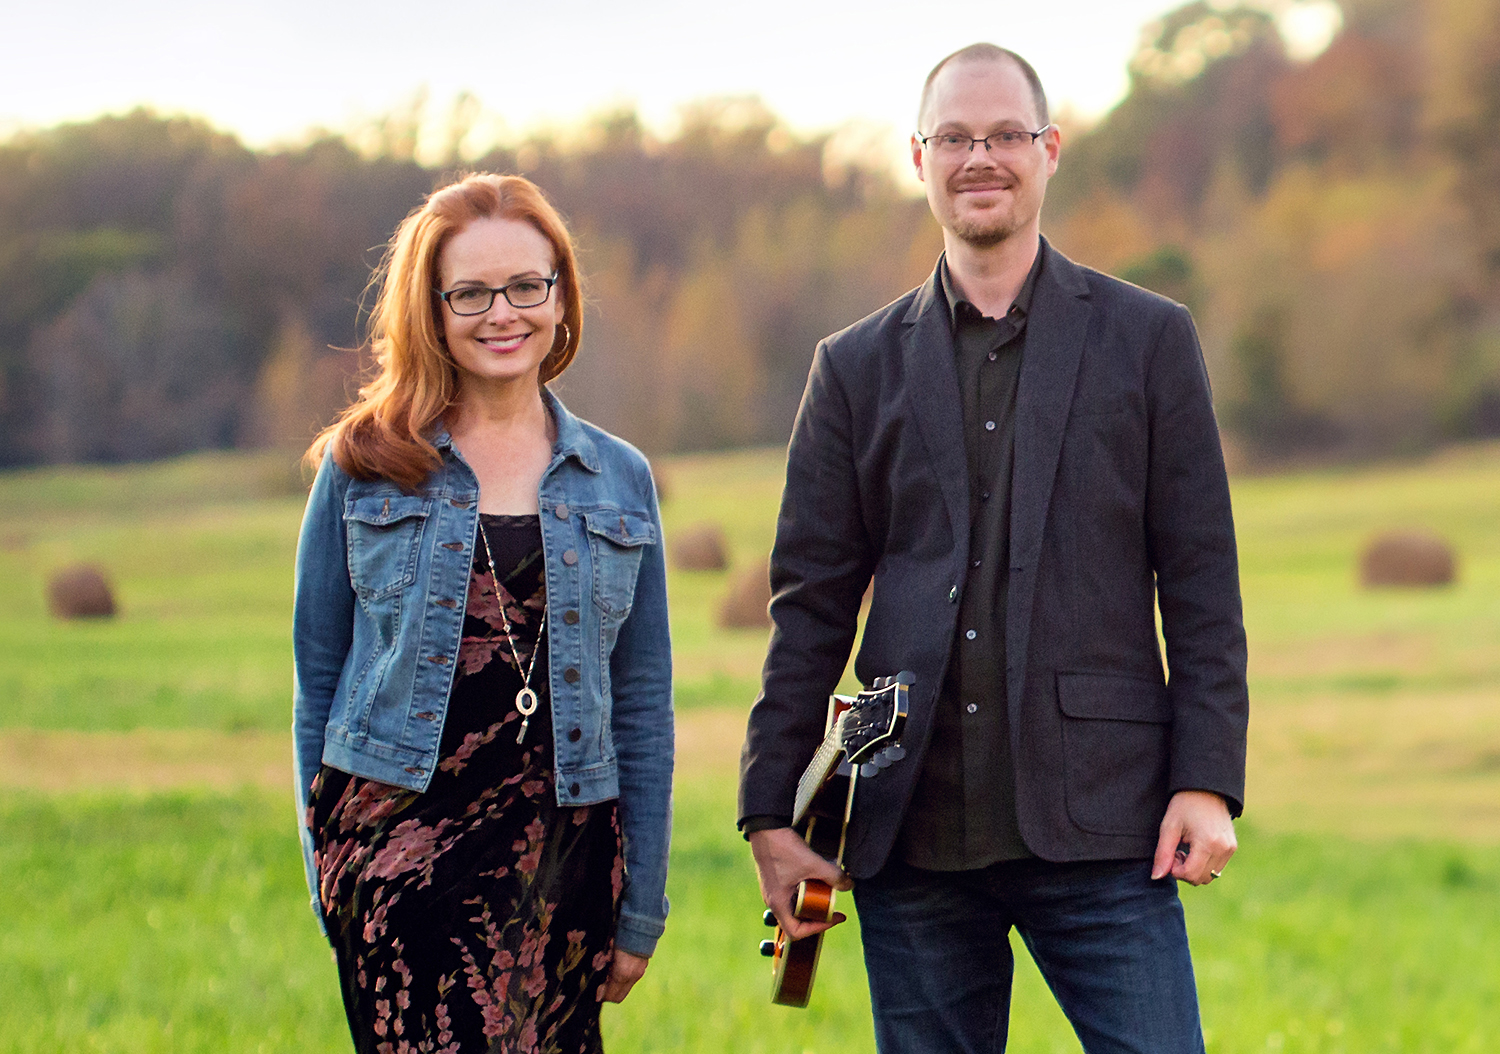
{"left": 564, "top": 667, "right": 580, "bottom": 684}
{"left": 563, "top": 609, "right": 580, "bottom": 625}
{"left": 948, "top": 585, "right": 958, "bottom": 602}
{"left": 971, "top": 559, "right": 981, "bottom": 568}
{"left": 965, "top": 629, "right": 977, "bottom": 640}
{"left": 981, "top": 491, "right": 991, "bottom": 501}
{"left": 554, "top": 503, "right": 570, "bottom": 520}
{"left": 562, "top": 549, "right": 579, "bottom": 565}
{"left": 984, "top": 420, "right": 996, "bottom": 432}
{"left": 568, "top": 727, "right": 582, "bottom": 742}
{"left": 966, "top": 703, "right": 978, "bottom": 714}
{"left": 987, "top": 351, "right": 998, "bottom": 362}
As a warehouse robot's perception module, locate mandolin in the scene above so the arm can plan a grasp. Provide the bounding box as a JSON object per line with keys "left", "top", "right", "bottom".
{"left": 758, "top": 673, "right": 911, "bottom": 1007}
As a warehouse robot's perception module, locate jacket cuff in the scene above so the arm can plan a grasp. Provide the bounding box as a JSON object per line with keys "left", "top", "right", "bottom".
{"left": 614, "top": 909, "right": 665, "bottom": 958}
{"left": 738, "top": 813, "right": 793, "bottom": 839}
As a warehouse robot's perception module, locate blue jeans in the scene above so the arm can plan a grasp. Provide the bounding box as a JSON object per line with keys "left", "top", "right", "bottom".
{"left": 854, "top": 857, "right": 1204, "bottom": 1054}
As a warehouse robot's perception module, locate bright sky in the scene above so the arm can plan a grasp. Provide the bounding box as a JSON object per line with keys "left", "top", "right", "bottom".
{"left": 0, "top": 0, "right": 1341, "bottom": 170}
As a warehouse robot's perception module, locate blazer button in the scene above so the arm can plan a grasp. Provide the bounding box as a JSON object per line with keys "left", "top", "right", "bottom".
{"left": 569, "top": 782, "right": 581, "bottom": 797}
{"left": 563, "top": 609, "right": 580, "bottom": 625}
{"left": 563, "top": 549, "right": 579, "bottom": 566}
{"left": 568, "top": 727, "right": 582, "bottom": 742}
{"left": 564, "top": 667, "right": 580, "bottom": 684}
{"left": 554, "top": 503, "right": 570, "bottom": 520}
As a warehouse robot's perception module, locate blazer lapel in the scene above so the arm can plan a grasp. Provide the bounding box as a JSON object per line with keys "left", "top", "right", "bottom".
{"left": 901, "top": 267, "right": 969, "bottom": 556}
{"left": 1007, "top": 240, "right": 1091, "bottom": 703}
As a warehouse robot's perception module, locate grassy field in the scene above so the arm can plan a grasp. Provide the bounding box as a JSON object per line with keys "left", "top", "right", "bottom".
{"left": 2, "top": 442, "right": 1499, "bottom": 1051}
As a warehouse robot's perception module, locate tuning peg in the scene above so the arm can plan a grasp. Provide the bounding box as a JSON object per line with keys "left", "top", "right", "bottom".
{"left": 763, "top": 909, "right": 776, "bottom": 927}
{"left": 896, "top": 671, "right": 916, "bottom": 686}
{"left": 872, "top": 676, "right": 889, "bottom": 689}
{"left": 759, "top": 940, "right": 777, "bottom": 957}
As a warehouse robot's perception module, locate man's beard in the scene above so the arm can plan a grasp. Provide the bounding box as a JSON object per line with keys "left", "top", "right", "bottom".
{"left": 950, "top": 208, "right": 1019, "bottom": 248}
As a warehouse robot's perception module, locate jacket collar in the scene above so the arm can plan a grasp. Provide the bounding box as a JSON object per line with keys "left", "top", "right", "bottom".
{"left": 430, "top": 388, "right": 602, "bottom": 475}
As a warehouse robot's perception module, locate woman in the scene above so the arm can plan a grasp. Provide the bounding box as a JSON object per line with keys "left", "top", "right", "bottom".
{"left": 292, "top": 172, "right": 672, "bottom": 1053}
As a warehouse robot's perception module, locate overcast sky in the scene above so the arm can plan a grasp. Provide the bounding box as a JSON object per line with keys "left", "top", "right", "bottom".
{"left": 0, "top": 0, "right": 1342, "bottom": 168}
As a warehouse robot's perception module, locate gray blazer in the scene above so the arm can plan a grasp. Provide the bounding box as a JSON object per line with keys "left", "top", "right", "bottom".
{"left": 739, "top": 239, "right": 1249, "bottom": 877}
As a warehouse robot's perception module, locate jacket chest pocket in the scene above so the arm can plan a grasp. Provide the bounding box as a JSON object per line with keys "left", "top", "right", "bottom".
{"left": 345, "top": 495, "right": 432, "bottom": 599}
{"left": 584, "top": 510, "right": 655, "bottom": 619}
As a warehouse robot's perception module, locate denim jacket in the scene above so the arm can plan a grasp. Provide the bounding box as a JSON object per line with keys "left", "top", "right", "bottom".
{"left": 292, "top": 391, "right": 673, "bottom": 957}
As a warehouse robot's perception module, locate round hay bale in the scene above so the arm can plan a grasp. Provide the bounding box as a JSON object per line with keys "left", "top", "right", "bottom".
{"left": 718, "top": 559, "right": 772, "bottom": 629}
{"left": 1360, "top": 531, "right": 1456, "bottom": 588}
{"left": 672, "top": 522, "right": 729, "bottom": 572}
{"left": 47, "top": 564, "right": 117, "bottom": 619}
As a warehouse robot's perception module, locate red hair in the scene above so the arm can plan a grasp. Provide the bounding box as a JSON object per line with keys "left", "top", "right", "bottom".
{"left": 308, "top": 173, "right": 583, "bottom": 490}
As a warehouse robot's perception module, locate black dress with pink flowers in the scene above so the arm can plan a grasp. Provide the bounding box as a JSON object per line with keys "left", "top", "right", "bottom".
{"left": 309, "top": 514, "right": 624, "bottom": 1054}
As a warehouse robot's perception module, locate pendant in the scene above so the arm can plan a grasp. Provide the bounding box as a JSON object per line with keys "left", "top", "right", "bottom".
{"left": 515, "top": 686, "right": 539, "bottom": 744}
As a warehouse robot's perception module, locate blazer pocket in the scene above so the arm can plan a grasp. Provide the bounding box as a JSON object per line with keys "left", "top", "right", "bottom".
{"left": 1056, "top": 672, "right": 1171, "bottom": 837}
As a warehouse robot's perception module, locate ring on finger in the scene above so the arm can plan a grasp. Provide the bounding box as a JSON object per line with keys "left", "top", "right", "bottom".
{"left": 1209, "top": 868, "right": 1223, "bottom": 880}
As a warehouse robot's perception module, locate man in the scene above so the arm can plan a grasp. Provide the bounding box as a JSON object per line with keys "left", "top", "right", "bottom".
{"left": 738, "top": 43, "right": 1248, "bottom": 1054}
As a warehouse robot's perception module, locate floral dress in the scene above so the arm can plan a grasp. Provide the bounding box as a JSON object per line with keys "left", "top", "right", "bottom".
{"left": 309, "top": 514, "right": 624, "bottom": 1054}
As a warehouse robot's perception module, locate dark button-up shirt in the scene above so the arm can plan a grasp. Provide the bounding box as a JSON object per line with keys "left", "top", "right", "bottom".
{"left": 895, "top": 246, "right": 1043, "bottom": 870}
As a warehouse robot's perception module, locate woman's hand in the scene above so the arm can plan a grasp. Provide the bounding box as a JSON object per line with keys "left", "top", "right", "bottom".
{"left": 600, "top": 949, "right": 649, "bottom": 1003}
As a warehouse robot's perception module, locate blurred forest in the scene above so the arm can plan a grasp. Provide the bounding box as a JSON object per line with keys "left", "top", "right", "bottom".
{"left": 1, "top": 0, "right": 1497, "bottom": 468}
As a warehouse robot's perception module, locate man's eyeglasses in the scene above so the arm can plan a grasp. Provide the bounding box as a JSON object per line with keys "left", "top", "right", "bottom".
{"left": 435, "top": 275, "right": 558, "bottom": 315}
{"left": 915, "top": 126, "right": 1052, "bottom": 158}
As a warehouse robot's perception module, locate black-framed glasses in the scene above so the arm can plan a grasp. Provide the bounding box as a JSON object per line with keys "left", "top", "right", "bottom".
{"left": 435, "top": 274, "right": 558, "bottom": 315}
{"left": 915, "top": 125, "right": 1052, "bottom": 158}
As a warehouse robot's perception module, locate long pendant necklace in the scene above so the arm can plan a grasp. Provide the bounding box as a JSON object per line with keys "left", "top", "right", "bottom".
{"left": 477, "top": 520, "right": 547, "bottom": 745}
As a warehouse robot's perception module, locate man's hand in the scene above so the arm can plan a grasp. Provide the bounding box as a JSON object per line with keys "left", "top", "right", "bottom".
{"left": 748, "top": 826, "right": 854, "bottom": 939}
{"left": 1152, "top": 789, "right": 1236, "bottom": 885}
{"left": 600, "top": 949, "right": 649, "bottom": 1003}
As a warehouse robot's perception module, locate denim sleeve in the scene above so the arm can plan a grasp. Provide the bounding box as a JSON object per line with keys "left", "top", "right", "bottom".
{"left": 291, "top": 449, "right": 355, "bottom": 932}
{"left": 607, "top": 468, "right": 674, "bottom": 957}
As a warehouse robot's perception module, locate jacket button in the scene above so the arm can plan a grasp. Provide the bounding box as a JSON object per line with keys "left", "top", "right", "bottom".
{"left": 405, "top": 766, "right": 424, "bottom": 775}
{"left": 563, "top": 609, "right": 580, "bottom": 625}
{"left": 414, "top": 711, "right": 436, "bottom": 720}
{"left": 554, "top": 503, "right": 570, "bottom": 520}
{"left": 442, "top": 541, "right": 464, "bottom": 551}
{"left": 568, "top": 727, "right": 582, "bottom": 742}
{"left": 435, "top": 597, "right": 457, "bottom": 608}
{"left": 569, "top": 782, "right": 581, "bottom": 797}
{"left": 563, "top": 549, "right": 578, "bottom": 566}
{"left": 448, "top": 497, "right": 471, "bottom": 509}
{"left": 564, "top": 667, "right": 580, "bottom": 684}
{"left": 428, "top": 655, "right": 450, "bottom": 665}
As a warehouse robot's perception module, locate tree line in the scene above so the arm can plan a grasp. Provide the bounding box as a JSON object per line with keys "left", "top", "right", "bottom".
{"left": 2, "top": 0, "right": 1497, "bottom": 468}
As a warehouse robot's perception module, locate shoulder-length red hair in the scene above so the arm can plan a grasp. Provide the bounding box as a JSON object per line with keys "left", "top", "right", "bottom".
{"left": 307, "top": 173, "right": 583, "bottom": 490}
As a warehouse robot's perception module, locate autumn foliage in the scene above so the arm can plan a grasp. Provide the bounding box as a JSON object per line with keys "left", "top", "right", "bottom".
{"left": 1, "top": 0, "right": 1497, "bottom": 468}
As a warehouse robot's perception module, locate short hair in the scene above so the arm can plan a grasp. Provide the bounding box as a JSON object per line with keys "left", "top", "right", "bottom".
{"left": 917, "top": 44, "right": 1050, "bottom": 131}
{"left": 309, "top": 173, "right": 583, "bottom": 489}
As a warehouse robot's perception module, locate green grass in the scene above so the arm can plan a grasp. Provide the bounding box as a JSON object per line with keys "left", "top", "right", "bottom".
{"left": 5, "top": 443, "right": 1500, "bottom": 1050}
{"left": 3, "top": 783, "right": 1497, "bottom": 1053}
